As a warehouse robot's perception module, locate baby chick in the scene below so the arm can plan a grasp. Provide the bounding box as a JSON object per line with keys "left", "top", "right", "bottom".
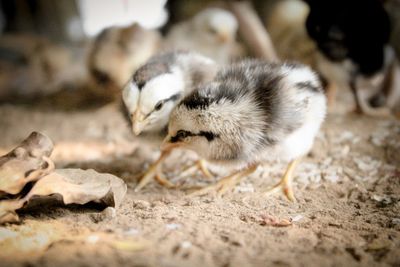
{"left": 304, "top": 0, "right": 394, "bottom": 115}
{"left": 88, "top": 23, "right": 162, "bottom": 99}
{"left": 164, "top": 8, "right": 243, "bottom": 65}
{"left": 0, "top": 34, "right": 76, "bottom": 101}
{"left": 122, "top": 50, "right": 218, "bottom": 191}
{"left": 163, "top": 59, "right": 326, "bottom": 201}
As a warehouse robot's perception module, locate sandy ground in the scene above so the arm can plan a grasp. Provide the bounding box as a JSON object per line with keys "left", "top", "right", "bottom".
{"left": 0, "top": 99, "right": 399, "bottom": 267}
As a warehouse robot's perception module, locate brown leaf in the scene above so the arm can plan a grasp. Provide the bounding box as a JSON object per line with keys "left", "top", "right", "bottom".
{"left": 0, "top": 168, "right": 127, "bottom": 224}
{"left": 25, "top": 169, "right": 127, "bottom": 207}
{"left": 0, "top": 132, "right": 54, "bottom": 195}
{"left": 0, "top": 199, "right": 24, "bottom": 224}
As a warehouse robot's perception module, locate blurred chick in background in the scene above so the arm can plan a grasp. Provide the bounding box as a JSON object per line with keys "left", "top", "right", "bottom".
{"left": 122, "top": 50, "right": 218, "bottom": 191}
{"left": 265, "top": 0, "right": 340, "bottom": 109}
{"left": 0, "top": 34, "right": 77, "bottom": 101}
{"left": 266, "top": 0, "right": 400, "bottom": 116}
{"left": 87, "top": 23, "right": 162, "bottom": 99}
{"left": 304, "top": 0, "right": 399, "bottom": 116}
{"left": 266, "top": 0, "right": 317, "bottom": 67}
{"left": 164, "top": 7, "right": 244, "bottom": 65}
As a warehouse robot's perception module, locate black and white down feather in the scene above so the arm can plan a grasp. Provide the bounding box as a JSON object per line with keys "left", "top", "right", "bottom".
{"left": 122, "top": 50, "right": 218, "bottom": 146}
{"left": 165, "top": 59, "right": 326, "bottom": 169}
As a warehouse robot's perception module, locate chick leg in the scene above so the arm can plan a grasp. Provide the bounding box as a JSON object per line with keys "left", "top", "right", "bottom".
{"left": 189, "top": 165, "right": 258, "bottom": 197}
{"left": 326, "top": 82, "right": 338, "bottom": 108}
{"left": 263, "top": 159, "right": 299, "bottom": 202}
{"left": 134, "top": 149, "right": 173, "bottom": 192}
{"left": 353, "top": 85, "right": 392, "bottom": 117}
{"left": 179, "top": 159, "right": 214, "bottom": 179}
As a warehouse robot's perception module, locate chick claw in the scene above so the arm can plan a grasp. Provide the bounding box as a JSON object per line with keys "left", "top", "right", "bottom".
{"left": 263, "top": 159, "right": 299, "bottom": 202}
{"left": 155, "top": 171, "right": 174, "bottom": 188}
{"left": 179, "top": 159, "right": 214, "bottom": 179}
{"left": 134, "top": 150, "right": 174, "bottom": 192}
{"left": 189, "top": 165, "right": 258, "bottom": 197}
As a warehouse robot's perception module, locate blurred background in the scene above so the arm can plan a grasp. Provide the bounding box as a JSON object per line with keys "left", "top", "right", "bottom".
{"left": 0, "top": 0, "right": 399, "bottom": 114}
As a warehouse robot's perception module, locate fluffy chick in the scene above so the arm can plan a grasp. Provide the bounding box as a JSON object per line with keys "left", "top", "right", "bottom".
{"left": 122, "top": 50, "right": 218, "bottom": 191}
{"left": 163, "top": 59, "right": 326, "bottom": 200}
{"left": 164, "top": 8, "right": 243, "bottom": 65}
{"left": 304, "top": 0, "right": 395, "bottom": 116}
{"left": 0, "top": 34, "right": 76, "bottom": 101}
{"left": 266, "top": 0, "right": 317, "bottom": 67}
{"left": 88, "top": 23, "right": 162, "bottom": 99}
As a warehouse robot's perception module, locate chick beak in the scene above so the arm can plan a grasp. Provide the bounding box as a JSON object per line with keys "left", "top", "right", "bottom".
{"left": 132, "top": 110, "right": 146, "bottom": 135}
{"left": 218, "top": 32, "right": 231, "bottom": 43}
{"left": 160, "top": 135, "right": 184, "bottom": 151}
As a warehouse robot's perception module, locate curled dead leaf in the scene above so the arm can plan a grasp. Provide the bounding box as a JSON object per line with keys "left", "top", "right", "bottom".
{"left": 0, "top": 199, "right": 24, "bottom": 223}
{"left": 0, "top": 131, "right": 128, "bottom": 224}
{"left": 27, "top": 169, "right": 127, "bottom": 207}
{"left": 0, "top": 132, "right": 54, "bottom": 195}
{"left": 0, "top": 169, "right": 127, "bottom": 224}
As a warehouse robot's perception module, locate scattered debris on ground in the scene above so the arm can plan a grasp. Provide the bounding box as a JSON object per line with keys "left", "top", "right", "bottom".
{"left": 0, "top": 104, "right": 399, "bottom": 267}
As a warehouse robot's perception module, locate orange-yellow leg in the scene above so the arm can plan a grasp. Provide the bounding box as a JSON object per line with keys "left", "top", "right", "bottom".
{"left": 264, "top": 159, "right": 299, "bottom": 202}
{"left": 179, "top": 159, "right": 214, "bottom": 180}
{"left": 134, "top": 149, "right": 174, "bottom": 192}
{"left": 189, "top": 165, "right": 258, "bottom": 197}
{"left": 326, "top": 82, "right": 338, "bottom": 109}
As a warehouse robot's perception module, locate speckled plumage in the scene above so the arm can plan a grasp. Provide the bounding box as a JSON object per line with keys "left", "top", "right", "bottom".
{"left": 167, "top": 59, "right": 327, "bottom": 169}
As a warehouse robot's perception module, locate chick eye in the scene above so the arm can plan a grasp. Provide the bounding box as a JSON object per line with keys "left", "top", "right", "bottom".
{"left": 154, "top": 101, "right": 164, "bottom": 111}
{"left": 170, "top": 130, "right": 192, "bottom": 143}
{"left": 176, "top": 130, "right": 188, "bottom": 138}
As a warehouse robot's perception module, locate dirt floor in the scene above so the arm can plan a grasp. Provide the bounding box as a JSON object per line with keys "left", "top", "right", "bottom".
{"left": 0, "top": 98, "right": 399, "bottom": 267}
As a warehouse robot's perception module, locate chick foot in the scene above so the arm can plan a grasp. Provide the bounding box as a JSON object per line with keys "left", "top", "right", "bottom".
{"left": 326, "top": 82, "right": 338, "bottom": 109}
{"left": 189, "top": 165, "right": 258, "bottom": 197}
{"left": 134, "top": 150, "right": 174, "bottom": 192}
{"left": 263, "top": 159, "right": 299, "bottom": 202}
{"left": 179, "top": 159, "right": 214, "bottom": 179}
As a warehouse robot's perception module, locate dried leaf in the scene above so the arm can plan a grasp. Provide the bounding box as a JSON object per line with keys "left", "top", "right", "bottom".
{"left": 0, "top": 132, "right": 54, "bottom": 195}
{"left": 0, "top": 169, "right": 127, "bottom": 224}
{"left": 0, "top": 199, "right": 24, "bottom": 224}
{"left": 27, "top": 169, "right": 127, "bottom": 207}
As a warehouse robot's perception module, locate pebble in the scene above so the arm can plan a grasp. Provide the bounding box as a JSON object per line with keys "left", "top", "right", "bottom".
{"left": 180, "top": 241, "right": 192, "bottom": 249}
{"left": 371, "top": 195, "right": 392, "bottom": 205}
{"left": 235, "top": 183, "right": 255, "bottom": 193}
{"left": 133, "top": 200, "right": 151, "bottom": 209}
{"left": 90, "top": 207, "right": 116, "bottom": 223}
{"left": 290, "top": 215, "right": 304, "bottom": 222}
{"left": 324, "top": 172, "right": 340, "bottom": 183}
{"left": 123, "top": 228, "right": 140, "bottom": 236}
{"left": 86, "top": 234, "right": 100, "bottom": 244}
{"left": 391, "top": 218, "right": 400, "bottom": 225}
{"left": 166, "top": 223, "right": 182, "bottom": 230}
